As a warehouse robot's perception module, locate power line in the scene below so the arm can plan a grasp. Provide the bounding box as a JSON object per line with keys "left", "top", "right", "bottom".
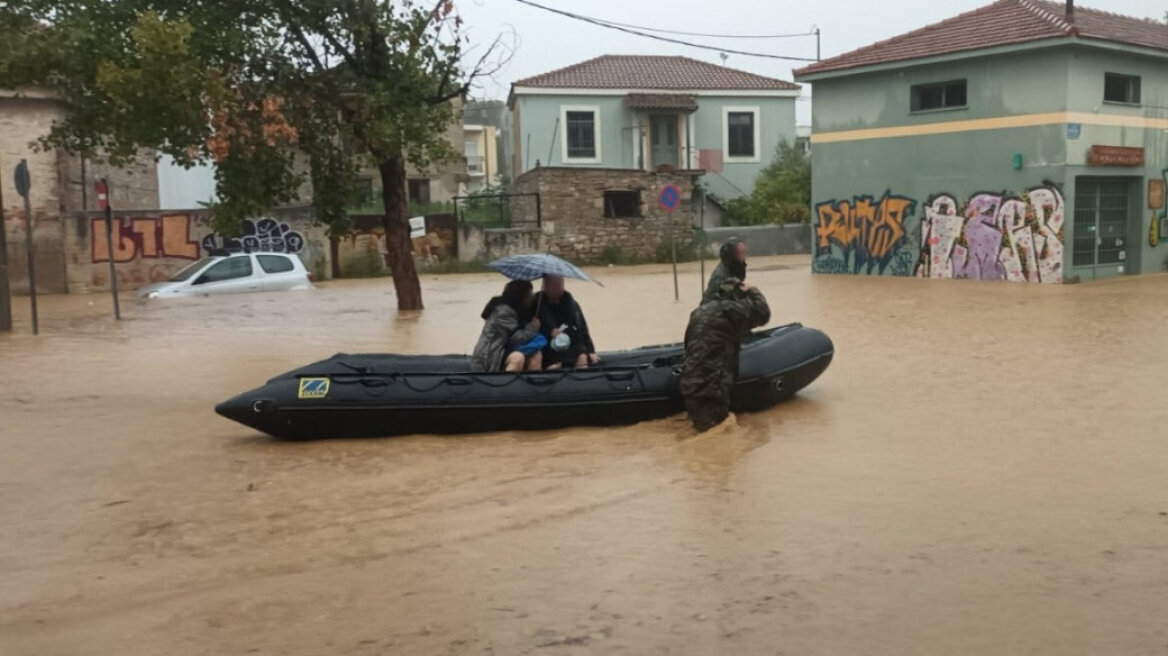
{"left": 564, "top": 14, "right": 816, "bottom": 39}
{"left": 513, "top": 0, "right": 818, "bottom": 62}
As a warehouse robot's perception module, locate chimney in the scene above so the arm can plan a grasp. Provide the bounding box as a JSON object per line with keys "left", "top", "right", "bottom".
{"left": 1066, "top": 0, "right": 1074, "bottom": 22}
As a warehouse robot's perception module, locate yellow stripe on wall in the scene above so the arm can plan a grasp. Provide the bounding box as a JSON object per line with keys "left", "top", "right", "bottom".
{"left": 810, "top": 111, "right": 1168, "bottom": 144}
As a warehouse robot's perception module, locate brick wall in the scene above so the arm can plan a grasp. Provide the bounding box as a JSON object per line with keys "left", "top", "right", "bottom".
{"left": 513, "top": 167, "right": 697, "bottom": 262}
{"left": 1, "top": 96, "right": 67, "bottom": 293}
{"left": 2, "top": 93, "right": 161, "bottom": 293}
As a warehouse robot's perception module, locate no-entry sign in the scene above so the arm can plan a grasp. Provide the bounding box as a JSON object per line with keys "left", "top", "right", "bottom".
{"left": 94, "top": 180, "right": 109, "bottom": 210}
{"left": 658, "top": 183, "right": 681, "bottom": 212}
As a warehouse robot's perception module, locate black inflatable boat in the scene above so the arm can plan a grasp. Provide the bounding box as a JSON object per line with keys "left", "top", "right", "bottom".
{"left": 215, "top": 323, "right": 833, "bottom": 439}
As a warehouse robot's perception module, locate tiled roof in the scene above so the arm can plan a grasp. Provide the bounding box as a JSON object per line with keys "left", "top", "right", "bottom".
{"left": 625, "top": 93, "right": 699, "bottom": 111}
{"left": 513, "top": 55, "right": 799, "bottom": 91}
{"left": 795, "top": 0, "right": 1168, "bottom": 77}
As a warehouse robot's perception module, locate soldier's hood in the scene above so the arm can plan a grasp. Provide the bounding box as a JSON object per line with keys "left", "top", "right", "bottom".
{"left": 719, "top": 239, "right": 746, "bottom": 280}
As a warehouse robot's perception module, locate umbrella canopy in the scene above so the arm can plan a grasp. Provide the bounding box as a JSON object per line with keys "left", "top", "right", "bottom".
{"left": 487, "top": 253, "right": 601, "bottom": 285}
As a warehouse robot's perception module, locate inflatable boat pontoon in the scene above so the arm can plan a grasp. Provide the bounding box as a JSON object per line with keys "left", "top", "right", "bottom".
{"left": 215, "top": 323, "right": 834, "bottom": 439}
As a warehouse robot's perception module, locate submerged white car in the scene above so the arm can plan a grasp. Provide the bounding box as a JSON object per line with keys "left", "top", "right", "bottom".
{"left": 138, "top": 252, "right": 314, "bottom": 298}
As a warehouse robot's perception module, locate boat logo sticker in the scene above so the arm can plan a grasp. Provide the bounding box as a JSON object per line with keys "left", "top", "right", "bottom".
{"left": 298, "top": 377, "right": 330, "bottom": 399}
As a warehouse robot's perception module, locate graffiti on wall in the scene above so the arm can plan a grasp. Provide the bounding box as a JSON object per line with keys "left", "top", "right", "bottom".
{"left": 1150, "top": 171, "right": 1166, "bottom": 248}
{"left": 91, "top": 214, "right": 200, "bottom": 263}
{"left": 915, "top": 183, "right": 1065, "bottom": 283}
{"left": 91, "top": 214, "right": 307, "bottom": 264}
{"left": 813, "top": 191, "right": 917, "bottom": 275}
{"left": 201, "top": 217, "right": 305, "bottom": 254}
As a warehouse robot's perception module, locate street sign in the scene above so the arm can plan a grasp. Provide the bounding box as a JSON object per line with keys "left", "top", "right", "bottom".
{"left": 658, "top": 183, "right": 681, "bottom": 212}
{"left": 14, "top": 161, "right": 30, "bottom": 198}
{"left": 95, "top": 180, "right": 109, "bottom": 210}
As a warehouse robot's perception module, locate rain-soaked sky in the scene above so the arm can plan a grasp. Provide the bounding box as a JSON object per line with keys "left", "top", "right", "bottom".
{"left": 158, "top": 0, "right": 1165, "bottom": 207}
{"left": 457, "top": 0, "right": 1167, "bottom": 121}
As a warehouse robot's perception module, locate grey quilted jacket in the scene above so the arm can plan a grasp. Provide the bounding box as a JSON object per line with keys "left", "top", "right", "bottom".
{"left": 470, "top": 304, "right": 540, "bottom": 372}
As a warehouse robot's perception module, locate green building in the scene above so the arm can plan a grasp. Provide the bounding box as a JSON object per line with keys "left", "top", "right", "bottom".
{"left": 794, "top": 0, "right": 1168, "bottom": 282}
{"left": 508, "top": 55, "right": 801, "bottom": 219}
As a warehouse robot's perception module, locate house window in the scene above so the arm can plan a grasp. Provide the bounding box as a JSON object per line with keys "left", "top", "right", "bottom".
{"left": 408, "top": 178, "right": 431, "bottom": 204}
{"left": 562, "top": 106, "right": 600, "bottom": 162}
{"left": 722, "top": 107, "right": 760, "bottom": 162}
{"left": 911, "top": 80, "right": 967, "bottom": 111}
{"left": 1103, "top": 73, "right": 1140, "bottom": 104}
{"left": 603, "top": 190, "right": 641, "bottom": 218}
{"left": 566, "top": 111, "right": 596, "bottom": 159}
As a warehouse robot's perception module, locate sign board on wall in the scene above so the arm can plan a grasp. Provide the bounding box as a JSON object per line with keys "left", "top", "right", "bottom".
{"left": 1150, "top": 178, "right": 1165, "bottom": 210}
{"left": 1087, "top": 145, "right": 1145, "bottom": 167}
{"left": 1066, "top": 123, "right": 1081, "bottom": 140}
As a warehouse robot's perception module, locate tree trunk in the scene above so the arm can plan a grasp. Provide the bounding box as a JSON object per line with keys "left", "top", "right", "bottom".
{"left": 379, "top": 154, "right": 423, "bottom": 310}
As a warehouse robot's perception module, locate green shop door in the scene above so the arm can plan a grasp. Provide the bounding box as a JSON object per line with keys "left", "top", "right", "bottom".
{"left": 1073, "top": 178, "right": 1132, "bottom": 280}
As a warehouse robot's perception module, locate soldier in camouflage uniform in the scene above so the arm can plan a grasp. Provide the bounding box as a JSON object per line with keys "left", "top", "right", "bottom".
{"left": 681, "top": 277, "right": 771, "bottom": 432}
{"left": 702, "top": 238, "right": 747, "bottom": 303}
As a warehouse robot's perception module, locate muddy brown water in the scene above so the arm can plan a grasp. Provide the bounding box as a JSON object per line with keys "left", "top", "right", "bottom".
{"left": 2, "top": 255, "right": 1168, "bottom": 655}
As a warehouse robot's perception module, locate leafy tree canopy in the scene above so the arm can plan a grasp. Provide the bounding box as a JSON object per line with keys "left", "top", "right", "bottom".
{"left": 722, "top": 139, "right": 811, "bottom": 226}
{"left": 0, "top": 0, "right": 508, "bottom": 309}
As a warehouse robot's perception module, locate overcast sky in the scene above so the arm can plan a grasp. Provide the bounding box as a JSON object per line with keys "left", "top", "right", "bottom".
{"left": 456, "top": 0, "right": 1167, "bottom": 122}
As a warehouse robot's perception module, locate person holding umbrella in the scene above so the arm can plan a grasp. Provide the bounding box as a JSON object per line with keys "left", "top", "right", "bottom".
{"left": 533, "top": 274, "right": 599, "bottom": 370}
{"left": 487, "top": 253, "right": 602, "bottom": 370}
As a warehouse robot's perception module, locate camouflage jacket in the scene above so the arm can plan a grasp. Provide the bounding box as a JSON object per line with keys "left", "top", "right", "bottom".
{"left": 681, "top": 279, "right": 771, "bottom": 396}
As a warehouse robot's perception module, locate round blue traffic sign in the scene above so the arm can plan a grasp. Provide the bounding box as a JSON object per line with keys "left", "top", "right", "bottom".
{"left": 658, "top": 183, "right": 681, "bottom": 212}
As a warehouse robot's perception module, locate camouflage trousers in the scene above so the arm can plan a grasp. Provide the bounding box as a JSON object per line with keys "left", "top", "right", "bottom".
{"left": 680, "top": 361, "right": 735, "bottom": 432}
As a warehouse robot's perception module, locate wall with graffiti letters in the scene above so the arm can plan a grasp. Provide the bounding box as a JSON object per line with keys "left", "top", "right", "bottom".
{"left": 1150, "top": 170, "right": 1167, "bottom": 250}
{"left": 813, "top": 192, "right": 917, "bottom": 275}
{"left": 66, "top": 210, "right": 328, "bottom": 292}
{"left": 813, "top": 182, "right": 1067, "bottom": 283}
{"left": 915, "top": 184, "right": 1065, "bottom": 283}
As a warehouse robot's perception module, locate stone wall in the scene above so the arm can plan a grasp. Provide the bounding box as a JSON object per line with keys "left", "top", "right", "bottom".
{"left": 704, "top": 224, "right": 812, "bottom": 256}
{"left": 513, "top": 167, "right": 697, "bottom": 262}
{"left": 458, "top": 225, "right": 547, "bottom": 262}
{"left": 332, "top": 214, "right": 458, "bottom": 277}
{"left": 2, "top": 92, "right": 160, "bottom": 294}
{"left": 64, "top": 207, "right": 329, "bottom": 293}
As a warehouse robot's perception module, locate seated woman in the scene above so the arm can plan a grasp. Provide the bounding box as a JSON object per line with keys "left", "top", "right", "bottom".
{"left": 470, "top": 279, "right": 544, "bottom": 372}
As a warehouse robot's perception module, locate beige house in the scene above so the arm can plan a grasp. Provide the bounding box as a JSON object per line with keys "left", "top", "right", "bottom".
{"left": 462, "top": 123, "right": 499, "bottom": 193}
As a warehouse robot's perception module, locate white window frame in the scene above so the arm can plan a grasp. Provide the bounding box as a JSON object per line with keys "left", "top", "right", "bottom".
{"left": 561, "top": 105, "right": 601, "bottom": 164}
{"left": 722, "top": 106, "right": 760, "bottom": 163}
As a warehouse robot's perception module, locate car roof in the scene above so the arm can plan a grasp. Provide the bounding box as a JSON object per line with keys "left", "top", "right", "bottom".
{"left": 206, "top": 250, "right": 295, "bottom": 259}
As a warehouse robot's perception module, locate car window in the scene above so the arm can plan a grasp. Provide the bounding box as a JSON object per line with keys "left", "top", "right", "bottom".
{"left": 197, "top": 256, "right": 253, "bottom": 284}
{"left": 257, "top": 254, "right": 295, "bottom": 274}
{"left": 170, "top": 257, "right": 216, "bottom": 282}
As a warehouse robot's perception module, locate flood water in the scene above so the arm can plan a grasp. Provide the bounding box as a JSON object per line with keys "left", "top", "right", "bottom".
{"left": 3, "top": 255, "right": 1168, "bottom": 655}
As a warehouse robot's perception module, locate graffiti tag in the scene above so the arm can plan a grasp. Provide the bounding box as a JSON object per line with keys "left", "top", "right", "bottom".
{"left": 814, "top": 192, "right": 916, "bottom": 274}
{"left": 915, "top": 183, "right": 1065, "bottom": 283}
{"left": 201, "top": 218, "right": 305, "bottom": 254}
{"left": 1150, "top": 171, "right": 1166, "bottom": 248}
{"left": 92, "top": 214, "right": 200, "bottom": 263}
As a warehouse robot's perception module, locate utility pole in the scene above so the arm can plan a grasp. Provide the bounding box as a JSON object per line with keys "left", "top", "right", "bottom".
{"left": 814, "top": 26, "right": 821, "bottom": 61}
{"left": 96, "top": 179, "right": 121, "bottom": 320}
{"left": 14, "top": 159, "right": 37, "bottom": 335}
{"left": 0, "top": 156, "right": 11, "bottom": 333}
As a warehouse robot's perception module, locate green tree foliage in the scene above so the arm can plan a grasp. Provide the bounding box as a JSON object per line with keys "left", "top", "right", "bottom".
{"left": 0, "top": 0, "right": 507, "bottom": 310}
{"left": 722, "top": 139, "right": 811, "bottom": 226}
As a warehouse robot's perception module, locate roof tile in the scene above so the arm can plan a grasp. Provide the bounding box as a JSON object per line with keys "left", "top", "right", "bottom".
{"left": 795, "top": 0, "right": 1167, "bottom": 77}
{"left": 513, "top": 55, "right": 799, "bottom": 91}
